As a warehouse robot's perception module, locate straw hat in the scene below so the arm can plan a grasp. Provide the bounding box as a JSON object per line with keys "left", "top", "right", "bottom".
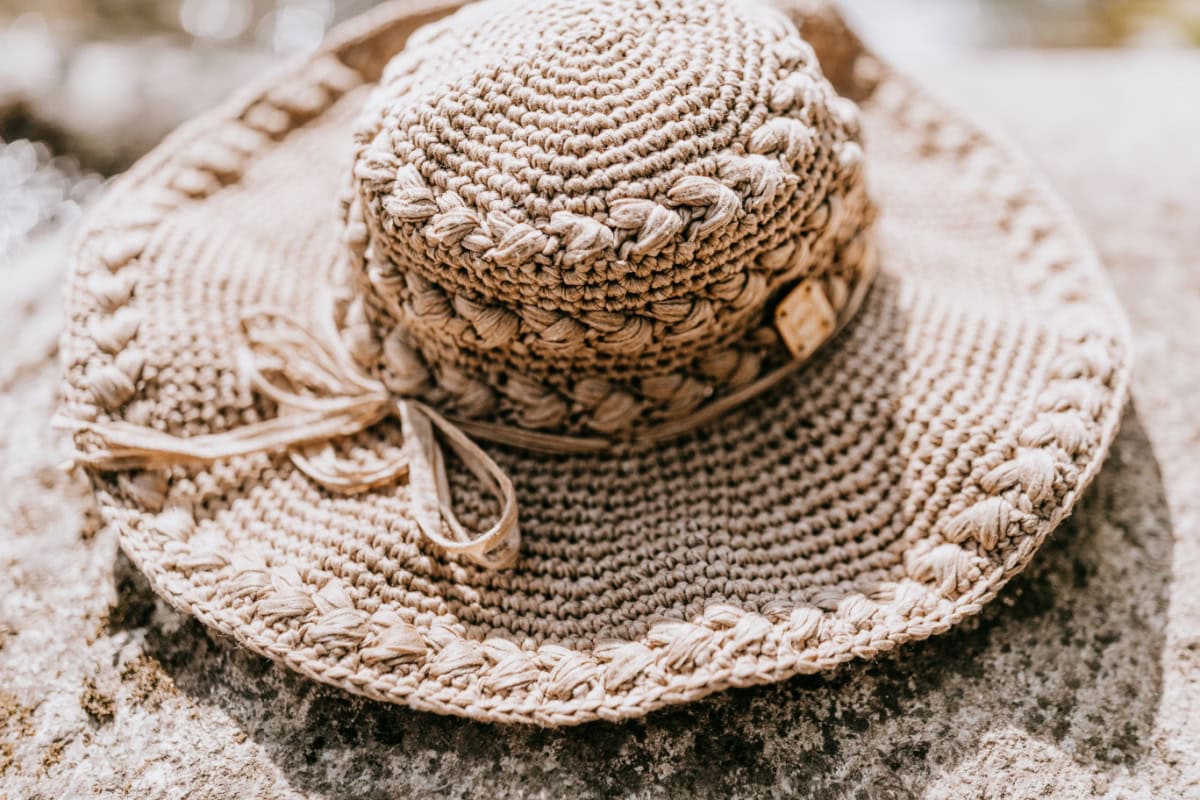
{"left": 59, "top": 0, "right": 1131, "bottom": 725}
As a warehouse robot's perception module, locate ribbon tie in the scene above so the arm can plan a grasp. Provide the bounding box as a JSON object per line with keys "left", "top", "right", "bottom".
{"left": 63, "top": 307, "right": 520, "bottom": 570}
{"left": 64, "top": 266, "right": 875, "bottom": 570}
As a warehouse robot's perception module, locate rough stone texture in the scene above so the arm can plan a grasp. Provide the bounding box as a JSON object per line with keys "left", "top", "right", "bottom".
{"left": 0, "top": 51, "right": 1197, "bottom": 799}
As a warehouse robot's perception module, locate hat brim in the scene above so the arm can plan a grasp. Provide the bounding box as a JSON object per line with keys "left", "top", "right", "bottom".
{"left": 60, "top": 0, "right": 1131, "bottom": 725}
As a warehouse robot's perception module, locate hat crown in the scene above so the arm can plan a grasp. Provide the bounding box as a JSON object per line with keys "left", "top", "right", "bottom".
{"left": 344, "top": 0, "right": 876, "bottom": 435}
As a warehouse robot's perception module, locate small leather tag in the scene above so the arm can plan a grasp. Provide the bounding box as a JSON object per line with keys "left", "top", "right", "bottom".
{"left": 774, "top": 278, "right": 837, "bottom": 361}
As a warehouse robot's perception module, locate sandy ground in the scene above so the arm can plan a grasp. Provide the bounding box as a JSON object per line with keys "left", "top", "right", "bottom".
{"left": 0, "top": 50, "right": 1197, "bottom": 799}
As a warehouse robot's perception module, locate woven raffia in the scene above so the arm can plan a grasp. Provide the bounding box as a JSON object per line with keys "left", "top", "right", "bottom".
{"left": 59, "top": 0, "right": 1131, "bottom": 726}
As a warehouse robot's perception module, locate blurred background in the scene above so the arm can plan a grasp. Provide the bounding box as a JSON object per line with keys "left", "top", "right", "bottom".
{"left": 1, "top": 0, "right": 1198, "bottom": 261}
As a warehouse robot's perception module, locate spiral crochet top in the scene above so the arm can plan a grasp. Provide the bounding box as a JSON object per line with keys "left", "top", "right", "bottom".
{"left": 344, "top": 0, "right": 876, "bottom": 435}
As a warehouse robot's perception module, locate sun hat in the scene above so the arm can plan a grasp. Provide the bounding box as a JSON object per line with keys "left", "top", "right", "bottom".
{"left": 57, "top": 0, "right": 1131, "bottom": 725}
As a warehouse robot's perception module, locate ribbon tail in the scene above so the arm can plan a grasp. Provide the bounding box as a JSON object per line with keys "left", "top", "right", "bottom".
{"left": 289, "top": 441, "right": 410, "bottom": 494}
{"left": 398, "top": 399, "right": 520, "bottom": 570}
{"left": 62, "top": 401, "right": 390, "bottom": 472}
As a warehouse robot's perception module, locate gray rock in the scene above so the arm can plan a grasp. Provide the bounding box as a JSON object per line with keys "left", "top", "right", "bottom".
{"left": 0, "top": 51, "right": 1197, "bottom": 800}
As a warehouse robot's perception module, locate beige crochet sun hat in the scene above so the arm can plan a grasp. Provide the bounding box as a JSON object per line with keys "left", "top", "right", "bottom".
{"left": 59, "top": 0, "right": 1131, "bottom": 725}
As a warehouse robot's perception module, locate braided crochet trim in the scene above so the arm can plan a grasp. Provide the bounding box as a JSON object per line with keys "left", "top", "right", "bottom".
{"left": 345, "top": 230, "right": 875, "bottom": 434}
{"left": 57, "top": 0, "right": 1132, "bottom": 726}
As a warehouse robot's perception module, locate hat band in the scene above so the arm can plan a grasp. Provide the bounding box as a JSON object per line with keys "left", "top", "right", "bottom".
{"left": 62, "top": 257, "right": 873, "bottom": 570}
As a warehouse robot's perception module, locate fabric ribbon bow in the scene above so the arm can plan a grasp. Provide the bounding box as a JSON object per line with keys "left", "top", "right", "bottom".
{"left": 63, "top": 307, "right": 520, "bottom": 570}
{"left": 65, "top": 266, "right": 872, "bottom": 570}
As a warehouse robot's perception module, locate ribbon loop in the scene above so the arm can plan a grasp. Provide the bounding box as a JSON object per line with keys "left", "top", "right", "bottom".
{"left": 399, "top": 400, "right": 520, "bottom": 570}
{"left": 240, "top": 307, "right": 387, "bottom": 412}
{"left": 64, "top": 305, "right": 521, "bottom": 570}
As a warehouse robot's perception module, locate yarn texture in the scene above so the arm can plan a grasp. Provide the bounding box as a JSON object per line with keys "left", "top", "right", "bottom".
{"left": 58, "top": 0, "right": 1131, "bottom": 726}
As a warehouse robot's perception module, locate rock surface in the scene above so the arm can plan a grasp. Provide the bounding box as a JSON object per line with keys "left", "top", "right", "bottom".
{"left": 0, "top": 49, "right": 1198, "bottom": 800}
